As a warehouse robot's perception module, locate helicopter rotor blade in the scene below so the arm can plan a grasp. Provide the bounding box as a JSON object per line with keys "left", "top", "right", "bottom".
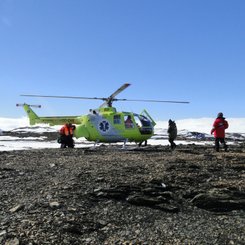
{"left": 100, "top": 83, "right": 131, "bottom": 107}
{"left": 20, "top": 82, "right": 189, "bottom": 107}
{"left": 108, "top": 83, "right": 131, "bottom": 99}
{"left": 114, "top": 98, "right": 190, "bottom": 104}
{"left": 20, "top": 94, "right": 108, "bottom": 101}
{"left": 21, "top": 83, "right": 131, "bottom": 107}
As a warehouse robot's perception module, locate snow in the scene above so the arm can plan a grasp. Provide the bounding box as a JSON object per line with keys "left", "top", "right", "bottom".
{"left": 0, "top": 117, "right": 29, "bottom": 131}
{"left": 0, "top": 140, "right": 58, "bottom": 151}
{"left": 0, "top": 116, "right": 245, "bottom": 151}
{"left": 156, "top": 118, "right": 245, "bottom": 134}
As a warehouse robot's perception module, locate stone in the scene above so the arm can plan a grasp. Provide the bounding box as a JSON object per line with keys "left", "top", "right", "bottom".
{"left": 9, "top": 204, "right": 25, "bottom": 213}
{"left": 49, "top": 201, "right": 61, "bottom": 209}
{"left": 5, "top": 238, "right": 19, "bottom": 245}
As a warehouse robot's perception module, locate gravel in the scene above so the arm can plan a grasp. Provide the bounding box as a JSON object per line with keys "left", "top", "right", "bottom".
{"left": 0, "top": 143, "right": 245, "bottom": 244}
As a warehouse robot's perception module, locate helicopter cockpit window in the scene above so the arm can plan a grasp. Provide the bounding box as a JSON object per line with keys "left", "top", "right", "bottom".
{"left": 113, "top": 115, "right": 121, "bottom": 124}
{"left": 124, "top": 115, "right": 134, "bottom": 128}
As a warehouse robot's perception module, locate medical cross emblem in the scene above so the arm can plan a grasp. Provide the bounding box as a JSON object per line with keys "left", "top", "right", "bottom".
{"left": 99, "top": 120, "right": 110, "bottom": 132}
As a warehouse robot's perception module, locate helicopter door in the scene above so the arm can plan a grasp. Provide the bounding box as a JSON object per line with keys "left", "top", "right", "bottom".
{"left": 140, "top": 109, "right": 156, "bottom": 126}
{"left": 134, "top": 112, "right": 154, "bottom": 135}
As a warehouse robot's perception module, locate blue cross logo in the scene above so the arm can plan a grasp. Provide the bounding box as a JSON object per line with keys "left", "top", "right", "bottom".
{"left": 99, "top": 120, "right": 110, "bottom": 132}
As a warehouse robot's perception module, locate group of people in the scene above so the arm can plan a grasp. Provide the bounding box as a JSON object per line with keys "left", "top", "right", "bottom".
{"left": 58, "top": 112, "right": 229, "bottom": 152}
{"left": 168, "top": 112, "right": 229, "bottom": 152}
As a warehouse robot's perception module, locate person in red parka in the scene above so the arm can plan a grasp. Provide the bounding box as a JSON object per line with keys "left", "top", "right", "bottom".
{"left": 211, "top": 112, "right": 229, "bottom": 152}
{"left": 59, "top": 123, "right": 76, "bottom": 148}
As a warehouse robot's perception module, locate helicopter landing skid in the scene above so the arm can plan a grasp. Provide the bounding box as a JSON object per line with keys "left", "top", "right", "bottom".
{"left": 122, "top": 139, "right": 128, "bottom": 149}
{"left": 93, "top": 140, "right": 100, "bottom": 149}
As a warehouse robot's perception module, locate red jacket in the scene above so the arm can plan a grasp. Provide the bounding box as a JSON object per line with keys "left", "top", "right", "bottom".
{"left": 211, "top": 117, "right": 228, "bottom": 138}
{"left": 60, "top": 124, "right": 74, "bottom": 136}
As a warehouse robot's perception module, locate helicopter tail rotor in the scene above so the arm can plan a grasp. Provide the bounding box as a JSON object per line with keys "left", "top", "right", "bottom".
{"left": 16, "top": 103, "right": 41, "bottom": 108}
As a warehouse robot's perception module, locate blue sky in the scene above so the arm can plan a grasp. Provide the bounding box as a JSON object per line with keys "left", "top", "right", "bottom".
{"left": 1, "top": 0, "right": 245, "bottom": 121}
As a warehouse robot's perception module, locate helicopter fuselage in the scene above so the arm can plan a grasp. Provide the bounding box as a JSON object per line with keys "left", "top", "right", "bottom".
{"left": 18, "top": 104, "right": 155, "bottom": 144}
{"left": 75, "top": 107, "right": 154, "bottom": 143}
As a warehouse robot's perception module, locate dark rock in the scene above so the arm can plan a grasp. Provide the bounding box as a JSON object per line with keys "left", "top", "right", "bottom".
{"left": 0, "top": 144, "right": 245, "bottom": 244}
{"left": 191, "top": 189, "right": 245, "bottom": 212}
{"left": 127, "top": 194, "right": 162, "bottom": 206}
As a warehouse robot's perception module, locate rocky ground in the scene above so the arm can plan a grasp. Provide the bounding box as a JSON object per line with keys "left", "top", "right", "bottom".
{"left": 0, "top": 141, "right": 245, "bottom": 245}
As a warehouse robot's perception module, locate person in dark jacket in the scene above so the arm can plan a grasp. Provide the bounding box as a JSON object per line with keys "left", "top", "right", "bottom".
{"left": 59, "top": 123, "right": 76, "bottom": 148}
{"left": 167, "top": 119, "right": 177, "bottom": 150}
{"left": 211, "top": 112, "right": 229, "bottom": 152}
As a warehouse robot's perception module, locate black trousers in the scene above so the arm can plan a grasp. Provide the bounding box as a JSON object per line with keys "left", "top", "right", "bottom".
{"left": 60, "top": 135, "right": 74, "bottom": 148}
{"left": 215, "top": 137, "right": 227, "bottom": 152}
{"left": 169, "top": 138, "right": 176, "bottom": 150}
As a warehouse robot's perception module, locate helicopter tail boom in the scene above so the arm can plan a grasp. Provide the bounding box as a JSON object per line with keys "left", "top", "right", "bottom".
{"left": 16, "top": 103, "right": 82, "bottom": 126}
{"left": 16, "top": 103, "right": 40, "bottom": 125}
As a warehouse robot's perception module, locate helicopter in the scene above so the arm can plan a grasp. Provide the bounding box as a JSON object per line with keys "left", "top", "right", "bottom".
{"left": 17, "top": 83, "right": 189, "bottom": 146}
